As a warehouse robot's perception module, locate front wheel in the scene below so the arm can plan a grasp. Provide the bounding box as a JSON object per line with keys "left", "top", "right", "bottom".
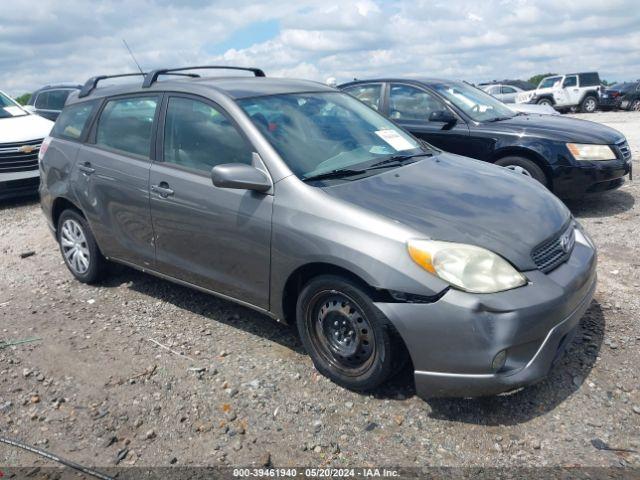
{"left": 296, "top": 275, "right": 407, "bottom": 392}
{"left": 495, "top": 156, "right": 548, "bottom": 186}
{"left": 631, "top": 99, "right": 640, "bottom": 112}
{"left": 537, "top": 98, "right": 553, "bottom": 107}
{"left": 580, "top": 95, "right": 598, "bottom": 113}
{"left": 57, "top": 209, "right": 106, "bottom": 284}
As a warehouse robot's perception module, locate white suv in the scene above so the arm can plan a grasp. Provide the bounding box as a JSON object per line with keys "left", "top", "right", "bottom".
{"left": 516, "top": 72, "right": 601, "bottom": 113}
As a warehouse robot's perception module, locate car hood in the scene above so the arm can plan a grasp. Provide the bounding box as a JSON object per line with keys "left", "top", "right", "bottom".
{"left": 0, "top": 113, "right": 54, "bottom": 143}
{"left": 479, "top": 113, "right": 624, "bottom": 143}
{"left": 322, "top": 153, "right": 571, "bottom": 270}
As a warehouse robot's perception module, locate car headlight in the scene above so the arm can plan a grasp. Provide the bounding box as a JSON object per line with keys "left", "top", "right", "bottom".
{"left": 407, "top": 240, "right": 527, "bottom": 294}
{"left": 567, "top": 143, "right": 617, "bottom": 161}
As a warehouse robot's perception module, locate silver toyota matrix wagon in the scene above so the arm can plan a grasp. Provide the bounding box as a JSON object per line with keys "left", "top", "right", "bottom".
{"left": 39, "top": 66, "right": 597, "bottom": 398}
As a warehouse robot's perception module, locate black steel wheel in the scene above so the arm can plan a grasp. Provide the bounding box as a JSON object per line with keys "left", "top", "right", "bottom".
{"left": 296, "top": 275, "right": 408, "bottom": 391}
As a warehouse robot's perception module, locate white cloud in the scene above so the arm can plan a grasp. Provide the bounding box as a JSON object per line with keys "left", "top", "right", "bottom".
{"left": 1, "top": 0, "right": 639, "bottom": 96}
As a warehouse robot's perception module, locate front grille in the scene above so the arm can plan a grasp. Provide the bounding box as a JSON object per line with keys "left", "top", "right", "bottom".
{"left": 0, "top": 138, "right": 42, "bottom": 173}
{"left": 615, "top": 139, "right": 631, "bottom": 161}
{"left": 531, "top": 223, "right": 575, "bottom": 273}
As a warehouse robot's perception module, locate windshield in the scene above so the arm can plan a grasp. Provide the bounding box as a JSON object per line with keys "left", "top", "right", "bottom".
{"left": 430, "top": 82, "right": 516, "bottom": 122}
{"left": 0, "top": 92, "right": 27, "bottom": 119}
{"left": 237, "top": 92, "right": 426, "bottom": 179}
{"left": 538, "top": 76, "right": 562, "bottom": 89}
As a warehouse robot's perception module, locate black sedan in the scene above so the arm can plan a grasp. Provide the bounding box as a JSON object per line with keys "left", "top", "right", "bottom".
{"left": 600, "top": 82, "right": 639, "bottom": 110}
{"left": 339, "top": 78, "right": 632, "bottom": 198}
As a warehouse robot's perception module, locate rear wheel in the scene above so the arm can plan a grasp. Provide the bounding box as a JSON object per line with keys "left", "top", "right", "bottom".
{"left": 631, "top": 99, "right": 640, "bottom": 112}
{"left": 495, "top": 156, "right": 547, "bottom": 186}
{"left": 580, "top": 95, "right": 598, "bottom": 113}
{"left": 296, "top": 275, "right": 407, "bottom": 392}
{"left": 537, "top": 98, "right": 553, "bottom": 107}
{"left": 57, "top": 209, "right": 106, "bottom": 284}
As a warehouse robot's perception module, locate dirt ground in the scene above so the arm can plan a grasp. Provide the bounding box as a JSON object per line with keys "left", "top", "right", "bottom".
{"left": 0, "top": 111, "right": 638, "bottom": 472}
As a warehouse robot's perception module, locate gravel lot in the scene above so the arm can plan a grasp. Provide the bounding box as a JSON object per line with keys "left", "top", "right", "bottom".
{"left": 1, "top": 111, "right": 638, "bottom": 471}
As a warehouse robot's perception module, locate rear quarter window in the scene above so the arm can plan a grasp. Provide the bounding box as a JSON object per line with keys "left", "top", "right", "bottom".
{"left": 51, "top": 101, "right": 97, "bottom": 141}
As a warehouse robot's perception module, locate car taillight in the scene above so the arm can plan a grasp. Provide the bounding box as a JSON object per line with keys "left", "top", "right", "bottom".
{"left": 38, "top": 136, "right": 52, "bottom": 164}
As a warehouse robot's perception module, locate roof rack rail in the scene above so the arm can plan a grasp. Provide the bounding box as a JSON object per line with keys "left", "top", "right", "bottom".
{"left": 142, "top": 65, "right": 265, "bottom": 88}
{"left": 78, "top": 73, "right": 147, "bottom": 98}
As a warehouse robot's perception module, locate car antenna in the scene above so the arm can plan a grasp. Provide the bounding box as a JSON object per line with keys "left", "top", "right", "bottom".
{"left": 122, "top": 38, "right": 144, "bottom": 74}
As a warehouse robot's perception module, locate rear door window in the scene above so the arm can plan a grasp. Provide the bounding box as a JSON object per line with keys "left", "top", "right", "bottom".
{"left": 502, "top": 86, "right": 517, "bottom": 94}
{"left": 51, "top": 101, "right": 97, "bottom": 141}
{"left": 96, "top": 96, "right": 159, "bottom": 158}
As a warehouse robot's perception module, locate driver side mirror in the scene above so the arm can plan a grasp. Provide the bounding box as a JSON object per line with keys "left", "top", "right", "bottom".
{"left": 429, "top": 110, "right": 457, "bottom": 128}
{"left": 211, "top": 163, "right": 272, "bottom": 193}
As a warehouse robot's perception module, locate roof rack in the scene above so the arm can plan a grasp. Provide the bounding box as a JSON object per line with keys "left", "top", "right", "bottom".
{"left": 78, "top": 72, "right": 202, "bottom": 98}
{"left": 79, "top": 73, "right": 146, "bottom": 98}
{"left": 142, "top": 65, "right": 265, "bottom": 88}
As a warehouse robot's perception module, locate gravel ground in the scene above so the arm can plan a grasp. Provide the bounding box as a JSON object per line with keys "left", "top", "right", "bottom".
{"left": 0, "top": 111, "right": 638, "bottom": 471}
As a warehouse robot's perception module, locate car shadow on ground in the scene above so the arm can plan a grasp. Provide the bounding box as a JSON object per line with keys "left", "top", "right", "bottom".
{"left": 565, "top": 189, "right": 634, "bottom": 218}
{"left": 101, "top": 264, "right": 604, "bottom": 421}
{"left": 103, "top": 263, "right": 306, "bottom": 355}
{"left": 0, "top": 194, "right": 39, "bottom": 211}
{"left": 425, "top": 301, "right": 605, "bottom": 425}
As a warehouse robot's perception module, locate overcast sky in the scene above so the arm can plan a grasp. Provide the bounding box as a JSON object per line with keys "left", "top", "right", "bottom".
{"left": 2, "top": 0, "right": 640, "bottom": 96}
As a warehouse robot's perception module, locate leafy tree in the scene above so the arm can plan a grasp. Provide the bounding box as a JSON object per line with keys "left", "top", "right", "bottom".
{"left": 14, "top": 93, "right": 32, "bottom": 105}
{"left": 527, "top": 73, "right": 558, "bottom": 88}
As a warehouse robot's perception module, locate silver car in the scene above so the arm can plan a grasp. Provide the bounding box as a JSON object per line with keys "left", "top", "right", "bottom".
{"left": 480, "top": 83, "right": 524, "bottom": 103}
{"left": 40, "top": 66, "right": 597, "bottom": 398}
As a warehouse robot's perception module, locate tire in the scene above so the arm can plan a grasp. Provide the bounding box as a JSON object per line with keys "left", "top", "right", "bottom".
{"left": 631, "top": 99, "right": 640, "bottom": 112}
{"left": 57, "top": 209, "right": 106, "bottom": 284}
{"left": 296, "top": 275, "right": 408, "bottom": 392}
{"left": 536, "top": 98, "right": 553, "bottom": 107}
{"left": 580, "top": 95, "right": 598, "bottom": 113}
{"left": 495, "top": 156, "right": 548, "bottom": 186}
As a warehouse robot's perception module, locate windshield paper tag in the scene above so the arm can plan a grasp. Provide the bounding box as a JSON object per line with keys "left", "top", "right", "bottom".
{"left": 375, "top": 130, "right": 414, "bottom": 151}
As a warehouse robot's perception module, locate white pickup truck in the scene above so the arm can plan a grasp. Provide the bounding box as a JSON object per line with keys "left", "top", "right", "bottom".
{"left": 516, "top": 72, "right": 601, "bottom": 113}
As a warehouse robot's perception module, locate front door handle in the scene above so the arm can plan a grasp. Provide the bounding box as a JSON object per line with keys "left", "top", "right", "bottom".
{"left": 78, "top": 162, "right": 95, "bottom": 175}
{"left": 151, "top": 182, "right": 175, "bottom": 198}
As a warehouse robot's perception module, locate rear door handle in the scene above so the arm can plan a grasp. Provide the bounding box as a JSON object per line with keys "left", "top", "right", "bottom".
{"left": 151, "top": 182, "right": 175, "bottom": 198}
{"left": 78, "top": 162, "right": 95, "bottom": 175}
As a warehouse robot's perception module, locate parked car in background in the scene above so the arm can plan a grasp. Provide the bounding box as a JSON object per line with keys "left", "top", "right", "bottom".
{"left": 40, "top": 66, "right": 598, "bottom": 399}
{"left": 618, "top": 81, "right": 640, "bottom": 111}
{"left": 0, "top": 90, "right": 54, "bottom": 199}
{"left": 480, "top": 83, "right": 524, "bottom": 103}
{"left": 340, "top": 78, "right": 631, "bottom": 198}
{"left": 516, "top": 72, "right": 601, "bottom": 113}
{"left": 26, "top": 84, "right": 81, "bottom": 120}
{"left": 599, "top": 82, "right": 639, "bottom": 110}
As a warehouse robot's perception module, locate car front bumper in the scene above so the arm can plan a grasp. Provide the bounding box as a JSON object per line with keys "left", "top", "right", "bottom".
{"left": 0, "top": 169, "right": 40, "bottom": 200}
{"left": 375, "top": 231, "right": 597, "bottom": 398}
{"left": 552, "top": 158, "right": 632, "bottom": 198}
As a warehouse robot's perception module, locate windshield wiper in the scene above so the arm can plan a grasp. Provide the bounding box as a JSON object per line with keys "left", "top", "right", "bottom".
{"left": 368, "top": 152, "right": 431, "bottom": 169}
{"left": 301, "top": 168, "right": 367, "bottom": 183}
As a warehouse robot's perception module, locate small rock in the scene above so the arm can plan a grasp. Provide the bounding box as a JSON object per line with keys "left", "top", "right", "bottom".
{"left": 30, "top": 395, "right": 40, "bottom": 404}
{"left": 134, "top": 418, "right": 143, "bottom": 428}
{"left": 103, "top": 436, "right": 118, "bottom": 448}
{"left": 145, "top": 429, "right": 156, "bottom": 440}
{"left": 22, "top": 368, "right": 32, "bottom": 378}
{"left": 115, "top": 448, "right": 129, "bottom": 464}
{"left": 345, "top": 402, "right": 354, "bottom": 409}
{"left": 36, "top": 373, "right": 45, "bottom": 382}
{"left": 169, "top": 456, "right": 178, "bottom": 465}
{"left": 632, "top": 406, "right": 640, "bottom": 415}
{"left": 364, "top": 422, "right": 377, "bottom": 432}
{"left": 259, "top": 452, "right": 271, "bottom": 467}
{"left": 228, "top": 388, "right": 239, "bottom": 398}
{"left": 20, "top": 251, "right": 36, "bottom": 259}
{"left": 531, "top": 440, "right": 541, "bottom": 450}
{"left": 312, "top": 420, "right": 322, "bottom": 433}
{"left": 232, "top": 440, "right": 243, "bottom": 451}
{"left": 313, "top": 445, "right": 322, "bottom": 453}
